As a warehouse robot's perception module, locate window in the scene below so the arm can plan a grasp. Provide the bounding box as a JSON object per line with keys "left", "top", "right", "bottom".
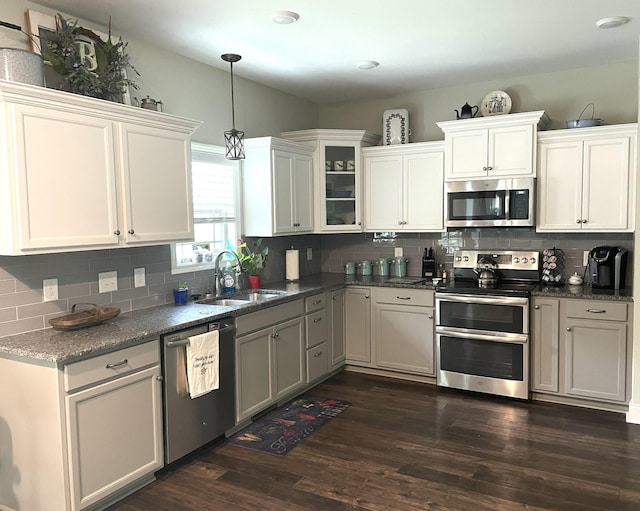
{"left": 171, "top": 143, "right": 240, "bottom": 274}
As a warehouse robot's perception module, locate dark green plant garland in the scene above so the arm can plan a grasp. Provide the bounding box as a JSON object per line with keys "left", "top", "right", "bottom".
{"left": 43, "top": 14, "right": 139, "bottom": 102}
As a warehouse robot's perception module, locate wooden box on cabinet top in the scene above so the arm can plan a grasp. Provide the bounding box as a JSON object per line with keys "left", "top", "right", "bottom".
{"left": 0, "top": 81, "right": 200, "bottom": 254}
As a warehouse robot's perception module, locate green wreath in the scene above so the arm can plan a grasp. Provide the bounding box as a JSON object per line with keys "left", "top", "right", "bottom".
{"left": 42, "top": 14, "right": 139, "bottom": 102}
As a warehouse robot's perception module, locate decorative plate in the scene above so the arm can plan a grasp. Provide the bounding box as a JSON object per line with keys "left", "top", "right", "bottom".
{"left": 383, "top": 108, "right": 410, "bottom": 145}
{"left": 480, "top": 90, "right": 512, "bottom": 116}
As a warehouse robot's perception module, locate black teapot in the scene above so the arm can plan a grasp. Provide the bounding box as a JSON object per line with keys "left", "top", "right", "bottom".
{"left": 455, "top": 102, "right": 479, "bottom": 120}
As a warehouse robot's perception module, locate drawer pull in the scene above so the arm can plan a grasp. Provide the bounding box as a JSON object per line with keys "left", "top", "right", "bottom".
{"left": 313, "top": 351, "right": 323, "bottom": 358}
{"left": 105, "top": 359, "right": 128, "bottom": 369}
{"left": 313, "top": 317, "right": 323, "bottom": 323}
{"left": 586, "top": 309, "right": 606, "bottom": 314}
{"left": 534, "top": 305, "right": 540, "bottom": 309}
{"left": 397, "top": 296, "right": 411, "bottom": 300}
{"left": 566, "top": 327, "right": 572, "bottom": 331}
{"left": 273, "top": 332, "right": 280, "bottom": 338}
{"left": 312, "top": 299, "right": 322, "bottom": 305}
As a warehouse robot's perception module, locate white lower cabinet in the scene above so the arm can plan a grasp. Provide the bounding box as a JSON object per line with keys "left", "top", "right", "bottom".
{"left": 345, "top": 286, "right": 435, "bottom": 378}
{"left": 305, "top": 293, "right": 329, "bottom": 383}
{"left": 329, "top": 288, "right": 346, "bottom": 369}
{"left": 373, "top": 288, "right": 435, "bottom": 376}
{"left": 0, "top": 340, "right": 163, "bottom": 511}
{"left": 345, "top": 287, "right": 372, "bottom": 365}
{"left": 235, "top": 300, "right": 305, "bottom": 422}
{"left": 531, "top": 297, "right": 632, "bottom": 404}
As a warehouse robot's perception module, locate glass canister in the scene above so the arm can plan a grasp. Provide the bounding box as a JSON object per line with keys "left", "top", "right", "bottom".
{"left": 392, "top": 256, "right": 408, "bottom": 277}
{"left": 376, "top": 257, "right": 390, "bottom": 276}
{"left": 344, "top": 261, "right": 356, "bottom": 275}
{"left": 359, "top": 260, "right": 373, "bottom": 276}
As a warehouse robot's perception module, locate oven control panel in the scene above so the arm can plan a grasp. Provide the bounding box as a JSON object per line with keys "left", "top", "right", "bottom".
{"left": 454, "top": 250, "right": 540, "bottom": 271}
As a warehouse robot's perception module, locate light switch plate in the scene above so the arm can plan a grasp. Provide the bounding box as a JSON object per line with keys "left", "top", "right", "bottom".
{"left": 134, "top": 267, "right": 145, "bottom": 288}
{"left": 394, "top": 247, "right": 403, "bottom": 257}
{"left": 98, "top": 271, "right": 118, "bottom": 293}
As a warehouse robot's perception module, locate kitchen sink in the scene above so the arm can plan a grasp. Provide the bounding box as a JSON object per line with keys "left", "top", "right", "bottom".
{"left": 197, "top": 290, "right": 288, "bottom": 307}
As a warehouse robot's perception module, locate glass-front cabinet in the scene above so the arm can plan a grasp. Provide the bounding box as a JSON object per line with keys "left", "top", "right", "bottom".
{"left": 281, "top": 129, "right": 380, "bottom": 232}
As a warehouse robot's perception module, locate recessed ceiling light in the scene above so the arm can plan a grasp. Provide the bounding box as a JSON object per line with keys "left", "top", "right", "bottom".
{"left": 270, "top": 10, "right": 300, "bottom": 24}
{"left": 356, "top": 61, "right": 379, "bottom": 70}
{"left": 595, "top": 16, "right": 629, "bottom": 29}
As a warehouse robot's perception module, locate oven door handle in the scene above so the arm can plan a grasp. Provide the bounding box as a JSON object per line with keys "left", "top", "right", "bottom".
{"left": 436, "top": 326, "right": 528, "bottom": 344}
{"left": 435, "top": 293, "right": 528, "bottom": 306}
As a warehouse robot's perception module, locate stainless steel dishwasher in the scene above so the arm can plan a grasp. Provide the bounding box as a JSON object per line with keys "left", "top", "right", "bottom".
{"left": 161, "top": 317, "right": 235, "bottom": 464}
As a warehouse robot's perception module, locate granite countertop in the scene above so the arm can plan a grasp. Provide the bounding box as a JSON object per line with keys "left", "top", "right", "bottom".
{"left": 0, "top": 272, "right": 631, "bottom": 365}
{"left": 532, "top": 284, "right": 634, "bottom": 301}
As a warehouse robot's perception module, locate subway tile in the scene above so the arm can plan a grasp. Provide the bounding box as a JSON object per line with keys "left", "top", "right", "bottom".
{"left": 0, "top": 307, "right": 17, "bottom": 323}
{"left": 0, "top": 317, "right": 44, "bottom": 338}
{"left": 0, "top": 280, "right": 16, "bottom": 295}
{"left": 17, "top": 299, "right": 68, "bottom": 319}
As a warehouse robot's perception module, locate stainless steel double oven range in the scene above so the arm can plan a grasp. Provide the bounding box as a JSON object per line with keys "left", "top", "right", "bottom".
{"left": 435, "top": 250, "right": 540, "bottom": 400}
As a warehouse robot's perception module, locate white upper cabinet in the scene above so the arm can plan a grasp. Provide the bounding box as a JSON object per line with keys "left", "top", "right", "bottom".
{"left": 281, "top": 129, "right": 380, "bottom": 233}
{"left": 437, "top": 111, "right": 548, "bottom": 181}
{"left": 537, "top": 124, "right": 637, "bottom": 232}
{"left": 242, "top": 137, "right": 314, "bottom": 236}
{"left": 0, "top": 81, "right": 200, "bottom": 255}
{"left": 363, "top": 142, "right": 444, "bottom": 231}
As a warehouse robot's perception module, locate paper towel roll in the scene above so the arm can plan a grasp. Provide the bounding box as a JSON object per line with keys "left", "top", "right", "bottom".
{"left": 286, "top": 249, "right": 299, "bottom": 281}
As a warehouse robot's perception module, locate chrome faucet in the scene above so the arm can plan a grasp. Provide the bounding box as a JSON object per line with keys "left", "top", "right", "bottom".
{"left": 214, "top": 250, "right": 242, "bottom": 296}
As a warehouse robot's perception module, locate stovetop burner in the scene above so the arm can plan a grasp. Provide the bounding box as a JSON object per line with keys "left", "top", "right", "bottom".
{"left": 436, "top": 249, "right": 541, "bottom": 297}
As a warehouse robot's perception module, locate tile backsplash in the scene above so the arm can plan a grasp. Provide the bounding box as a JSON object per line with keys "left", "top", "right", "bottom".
{"left": 0, "top": 229, "right": 632, "bottom": 338}
{"left": 319, "top": 229, "right": 634, "bottom": 284}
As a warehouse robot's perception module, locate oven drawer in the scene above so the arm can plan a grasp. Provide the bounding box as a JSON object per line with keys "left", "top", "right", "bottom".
{"left": 375, "top": 287, "right": 434, "bottom": 307}
{"left": 564, "top": 300, "right": 627, "bottom": 322}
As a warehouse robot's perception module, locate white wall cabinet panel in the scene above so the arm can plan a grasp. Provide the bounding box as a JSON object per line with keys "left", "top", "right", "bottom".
{"left": 281, "top": 129, "right": 380, "bottom": 233}
{"left": 0, "top": 81, "right": 200, "bottom": 255}
{"left": 531, "top": 298, "right": 560, "bottom": 393}
{"left": 243, "top": 137, "right": 314, "bottom": 236}
{"left": 345, "top": 287, "right": 372, "bottom": 365}
{"left": 537, "top": 124, "right": 636, "bottom": 232}
{"left": 363, "top": 142, "right": 444, "bottom": 231}
{"left": 437, "top": 111, "right": 547, "bottom": 181}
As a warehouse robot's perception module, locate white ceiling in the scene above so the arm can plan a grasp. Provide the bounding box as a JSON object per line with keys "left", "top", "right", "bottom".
{"left": 29, "top": 0, "right": 640, "bottom": 104}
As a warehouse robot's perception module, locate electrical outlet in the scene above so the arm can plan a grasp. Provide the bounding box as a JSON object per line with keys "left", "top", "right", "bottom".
{"left": 98, "top": 271, "right": 118, "bottom": 293}
{"left": 394, "top": 247, "right": 403, "bottom": 257}
{"left": 583, "top": 251, "right": 590, "bottom": 267}
{"left": 43, "top": 278, "right": 58, "bottom": 302}
{"left": 306, "top": 248, "right": 313, "bottom": 261}
{"left": 134, "top": 267, "right": 146, "bottom": 288}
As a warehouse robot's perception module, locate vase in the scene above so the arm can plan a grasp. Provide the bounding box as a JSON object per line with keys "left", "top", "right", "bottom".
{"left": 248, "top": 275, "right": 261, "bottom": 290}
{"left": 0, "top": 48, "right": 44, "bottom": 86}
{"left": 173, "top": 288, "right": 188, "bottom": 304}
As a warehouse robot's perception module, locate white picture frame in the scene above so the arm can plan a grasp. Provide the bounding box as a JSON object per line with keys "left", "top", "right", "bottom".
{"left": 24, "top": 9, "right": 132, "bottom": 105}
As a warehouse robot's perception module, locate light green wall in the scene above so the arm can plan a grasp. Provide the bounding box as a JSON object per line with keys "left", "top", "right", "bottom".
{"left": 3, "top": 0, "right": 319, "bottom": 144}
{"left": 319, "top": 61, "right": 638, "bottom": 140}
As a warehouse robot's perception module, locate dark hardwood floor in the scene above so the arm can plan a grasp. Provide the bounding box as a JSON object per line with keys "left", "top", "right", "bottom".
{"left": 108, "top": 371, "right": 640, "bottom": 511}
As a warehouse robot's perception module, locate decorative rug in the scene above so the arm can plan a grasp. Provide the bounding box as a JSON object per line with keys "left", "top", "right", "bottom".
{"left": 228, "top": 396, "right": 350, "bottom": 455}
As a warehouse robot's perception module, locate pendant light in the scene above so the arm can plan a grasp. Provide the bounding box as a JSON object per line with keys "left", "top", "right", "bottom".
{"left": 221, "top": 53, "right": 244, "bottom": 160}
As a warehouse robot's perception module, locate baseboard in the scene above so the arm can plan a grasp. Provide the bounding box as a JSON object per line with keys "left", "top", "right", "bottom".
{"left": 627, "top": 403, "right": 640, "bottom": 424}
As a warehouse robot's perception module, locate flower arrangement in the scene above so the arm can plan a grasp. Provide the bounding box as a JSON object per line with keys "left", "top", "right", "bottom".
{"left": 42, "top": 13, "right": 139, "bottom": 102}
{"left": 237, "top": 238, "right": 269, "bottom": 276}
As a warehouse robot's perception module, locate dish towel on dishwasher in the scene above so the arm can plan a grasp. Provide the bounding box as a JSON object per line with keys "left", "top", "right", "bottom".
{"left": 186, "top": 330, "right": 219, "bottom": 398}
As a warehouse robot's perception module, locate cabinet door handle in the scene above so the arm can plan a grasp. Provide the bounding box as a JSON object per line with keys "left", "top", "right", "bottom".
{"left": 586, "top": 309, "right": 606, "bottom": 314}
{"left": 428, "top": 315, "right": 433, "bottom": 320}
{"left": 486, "top": 166, "right": 493, "bottom": 171}
{"left": 566, "top": 327, "right": 572, "bottom": 331}
{"left": 365, "top": 295, "right": 370, "bottom": 299}
{"left": 576, "top": 219, "right": 582, "bottom": 224}
{"left": 313, "top": 351, "right": 323, "bottom": 358}
{"left": 396, "top": 296, "right": 411, "bottom": 300}
{"left": 534, "top": 305, "right": 540, "bottom": 309}
{"left": 106, "top": 359, "right": 128, "bottom": 369}
{"left": 582, "top": 219, "right": 588, "bottom": 224}
{"left": 128, "top": 229, "right": 135, "bottom": 235}
{"left": 482, "top": 166, "right": 487, "bottom": 171}
{"left": 114, "top": 230, "right": 121, "bottom": 236}
{"left": 273, "top": 332, "right": 280, "bottom": 338}
{"left": 156, "top": 375, "right": 164, "bottom": 382}
{"left": 313, "top": 317, "right": 323, "bottom": 323}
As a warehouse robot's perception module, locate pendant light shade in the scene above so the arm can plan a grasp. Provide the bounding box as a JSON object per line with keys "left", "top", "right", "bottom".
{"left": 221, "top": 53, "right": 244, "bottom": 160}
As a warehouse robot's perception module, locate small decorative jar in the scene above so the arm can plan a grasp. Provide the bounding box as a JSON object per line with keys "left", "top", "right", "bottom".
{"left": 344, "top": 261, "right": 356, "bottom": 275}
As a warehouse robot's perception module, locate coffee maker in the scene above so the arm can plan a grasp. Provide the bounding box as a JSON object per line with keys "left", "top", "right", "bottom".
{"left": 588, "top": 246, "right": 628, "bottom": 289}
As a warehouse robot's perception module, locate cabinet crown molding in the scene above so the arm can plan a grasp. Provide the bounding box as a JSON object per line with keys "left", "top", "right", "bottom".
{"left": 282, "top": 129, "right": 381, "bottom": 146}
{"left": 437, "top": 110, "right": 548, "bottom": 133}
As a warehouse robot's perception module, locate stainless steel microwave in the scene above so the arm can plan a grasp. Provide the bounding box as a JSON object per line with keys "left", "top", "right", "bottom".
{"left": 445, "top": 178, "right": 535, "bottom": 228}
